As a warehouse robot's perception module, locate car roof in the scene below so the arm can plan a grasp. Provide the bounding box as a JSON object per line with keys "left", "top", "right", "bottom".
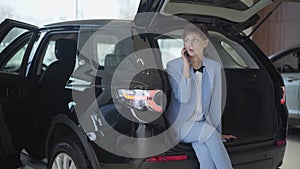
{"left": 269, "top": 43, "right": 300, "bottom": 61}
{"left": 43, "top": 19, "right": 132, "bottom": 29}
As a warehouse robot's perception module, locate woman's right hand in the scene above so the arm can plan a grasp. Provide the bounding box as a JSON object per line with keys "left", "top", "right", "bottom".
{"left": 181, "top": 48, "right": 190, "bottom": 66}
{"left": 181, "top": 48, "right": 191, "bottom": 78}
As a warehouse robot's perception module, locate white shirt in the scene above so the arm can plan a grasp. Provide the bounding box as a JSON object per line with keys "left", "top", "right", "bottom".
{"left": 189, "top": 71, "right": 204, "bottom": 121}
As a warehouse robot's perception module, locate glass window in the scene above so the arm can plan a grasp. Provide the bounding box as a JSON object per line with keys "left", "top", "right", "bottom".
{"left": 157, "top": 38, "right": 183, "bottom": 69}
{"left": 42, "top": 41, "right": 57, "bottom": 67}
{"left": 38, "top": 39, "right": 61, "bottom": 75}
{"left": 1, "top": 43, "right": 29, "bottom": 74}
{"left": 38, "top": 34, "right": 78, "bottom": 72}
{"left": 273, "top": 51, "right": 300, "bottom": 73}
{"left": 74, "top": 28, "right": 130, "bottom": 87}
{"left": 0, "top": 27, "right": 33, "bottom": 75}
{"left": 77, "top": 28, "right": 131, "bottom": 72}
{"left": 94, "top": 34, "right": 118, "bottom": 66}
{"left": 0, "top": 28, "right": 27, "bottom": 53}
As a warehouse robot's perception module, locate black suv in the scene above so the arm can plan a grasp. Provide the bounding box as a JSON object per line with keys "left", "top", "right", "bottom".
{"left": 0, "top": 0, "right": 288, "bottom": 169}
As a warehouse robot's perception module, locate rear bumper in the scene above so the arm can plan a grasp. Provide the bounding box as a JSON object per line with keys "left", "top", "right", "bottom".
{"left": 139, "top": 159, "right": 198, "bottom": 169}
{"left": 100, "top": 141, "right": 285, "bottom": 169}
{"left": 230, "top": 145, "right": 286, "bottom": 169}
{"left": 100, "top": 159, "right": 199, "bottom": 169}
{"left": 138, "top": 145, "right": 286, "bottom": 169}
{"left": 111, "top": 145, "right": 285, "bottom": 169}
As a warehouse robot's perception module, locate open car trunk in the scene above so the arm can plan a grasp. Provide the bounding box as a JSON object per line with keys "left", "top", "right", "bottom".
{"left": 147, "top": 20, "right": 281, "bottom": 150}
{"left": 132, "top": 0, "right": 289, "bottom": 149}
{"left": 209, "top": 35, "right": 277, "bottom": 145}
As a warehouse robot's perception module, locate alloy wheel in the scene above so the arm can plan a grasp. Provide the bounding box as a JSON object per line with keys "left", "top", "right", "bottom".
{"left": 51, "top": 152, "right": 77, "bottom": 169}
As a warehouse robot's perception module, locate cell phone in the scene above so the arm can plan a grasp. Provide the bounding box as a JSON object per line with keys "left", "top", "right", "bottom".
{"left": 184, "top": 50, "right": 189, "bottom": 58}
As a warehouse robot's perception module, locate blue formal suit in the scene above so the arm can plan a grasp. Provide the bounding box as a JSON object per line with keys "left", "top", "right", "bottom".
{"left": 166, "top": 56, "right": 233, "bottom": 169}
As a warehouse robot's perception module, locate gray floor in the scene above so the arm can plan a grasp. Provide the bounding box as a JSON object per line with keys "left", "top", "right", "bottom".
{"left": 280, "top": 127, "right": 300, "bottom": 169}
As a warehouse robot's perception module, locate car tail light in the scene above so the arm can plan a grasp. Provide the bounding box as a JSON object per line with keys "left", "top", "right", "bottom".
{"left": 117, "top": 89, "right": 164, "bottom": 113}
{"left": 275, "top": 139, "right": 286, "bottom": 147}
{"left": 145, "top": 155, "right": 188, "bottom": 162}
{"left": 280, "top": 86, "right": 286, "bottom": 105}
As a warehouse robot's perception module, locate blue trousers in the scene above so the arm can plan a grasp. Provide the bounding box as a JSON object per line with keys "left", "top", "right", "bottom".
{"left": 180, "top": 121, "right": 233, "bottom": 169}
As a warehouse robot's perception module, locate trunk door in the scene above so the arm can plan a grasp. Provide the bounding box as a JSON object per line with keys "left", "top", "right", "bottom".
{"left": 161, "top": 0, "right": 272, "bottom": 23}
{"left": 135, "top": 0, "right": 300, "bottom": 29}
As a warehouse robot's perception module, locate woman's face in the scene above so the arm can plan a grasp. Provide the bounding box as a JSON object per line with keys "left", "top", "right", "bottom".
{"left": 183, "top": 32, "right": 208, "bottom": 59}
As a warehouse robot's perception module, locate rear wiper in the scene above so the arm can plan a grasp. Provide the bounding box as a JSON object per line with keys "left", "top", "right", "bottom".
{"left": 248, "top": 2, "right": 282, "bottom": 38}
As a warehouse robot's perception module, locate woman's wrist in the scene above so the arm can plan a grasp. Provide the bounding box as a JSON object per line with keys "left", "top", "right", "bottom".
{"left": 183, "top": 62, "right": 190, "bottom": 78}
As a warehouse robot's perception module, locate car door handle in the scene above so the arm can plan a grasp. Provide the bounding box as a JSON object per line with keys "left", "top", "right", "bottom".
{"left": 286, "top": 77, "right": 299, "bottom": 82}
{"left": 0, "top": 86, "right": 19, "bottom": 99}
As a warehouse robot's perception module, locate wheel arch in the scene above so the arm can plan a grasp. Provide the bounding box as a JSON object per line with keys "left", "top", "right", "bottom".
{"left": 46, "top": 114, "right": 101, "bottom": 169}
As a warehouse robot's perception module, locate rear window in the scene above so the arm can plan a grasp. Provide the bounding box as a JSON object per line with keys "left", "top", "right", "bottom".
{"left": 157, "top": 32, "right": 259, "bottom": 69}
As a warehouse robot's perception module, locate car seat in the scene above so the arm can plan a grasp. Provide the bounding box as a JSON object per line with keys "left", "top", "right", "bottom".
{"left": 39, "top": 38, "right": 77, "bottom": 117}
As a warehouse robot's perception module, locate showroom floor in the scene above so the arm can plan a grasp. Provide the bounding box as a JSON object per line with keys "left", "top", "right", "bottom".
{"left": 280, "top": 127, "right": 300, "bottom": 169}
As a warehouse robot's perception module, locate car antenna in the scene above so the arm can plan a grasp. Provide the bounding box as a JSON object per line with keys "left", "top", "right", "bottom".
{"left": 248, "top": 2, "right": 282, "bottom": 38}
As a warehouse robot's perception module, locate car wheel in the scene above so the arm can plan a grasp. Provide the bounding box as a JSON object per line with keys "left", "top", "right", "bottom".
{"left": 49, "top": 138, "right": 91, "bottom": 169}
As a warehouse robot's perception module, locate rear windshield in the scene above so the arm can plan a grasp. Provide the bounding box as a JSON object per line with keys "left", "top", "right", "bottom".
{"left": 170, "top": 0, "right": 260, "bottom": 10}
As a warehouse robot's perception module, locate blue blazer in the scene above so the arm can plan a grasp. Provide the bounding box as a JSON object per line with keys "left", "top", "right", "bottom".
{"left": 166, "top": 56, "right": 222, "bottom": 142}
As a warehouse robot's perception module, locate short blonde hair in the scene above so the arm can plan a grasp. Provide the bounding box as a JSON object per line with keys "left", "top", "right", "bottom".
{"left": 183, "top": 23, "right": 209, "bottom": 40}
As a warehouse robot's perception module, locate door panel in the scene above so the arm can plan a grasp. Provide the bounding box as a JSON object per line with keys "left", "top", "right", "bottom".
{"left": 282, "top": 73, "right": 300, "bottom": 118}
{"left": 0, "top": 19, "right": 37, "bottom": 165}
{"left": 0, "top": 83, "right": 19, "bottom": 100}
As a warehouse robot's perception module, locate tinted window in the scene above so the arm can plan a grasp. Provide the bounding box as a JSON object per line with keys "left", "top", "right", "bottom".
{"left": 0, "top": 27, "right": 27, "bottom": 53}
{"left": 42, "top": 41, "right": 57, "bottom": 67}
{"left": 75, "top": 28, "right": 124, "bottom": 83}
{"left": 94, "top": 34, "right": 118, "bottom": 67}
{"left": 157, "top": 33, "right": 259, "bottom": 69}
{"left": 0, "top": 36, "right": 32, "bottom": 74}
{"left": 272, "top": 51, "right": 300, "bottom": 73}
{"left": 37, "top": 33, "right": 78, "bottom": 76}
{"left": 0, "top": 43, "right": 29, "bottom": 74}
{"left": 73, "top": 27, "right": 133, "bottom": 93}
{"left": 157, "top": 38, "right": 182, "bottom": 69}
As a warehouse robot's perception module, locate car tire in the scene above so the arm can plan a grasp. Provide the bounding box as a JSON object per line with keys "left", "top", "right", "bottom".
{"left": 48, "top": 138, "right": 91, "bottom": 169}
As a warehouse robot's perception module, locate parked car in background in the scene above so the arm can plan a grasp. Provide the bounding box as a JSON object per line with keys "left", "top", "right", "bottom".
{"left": 0, "top": 0, "right": 289, "bottom": 169}
{"left": 269, "top": 44, "right": 300, "bottom": 126}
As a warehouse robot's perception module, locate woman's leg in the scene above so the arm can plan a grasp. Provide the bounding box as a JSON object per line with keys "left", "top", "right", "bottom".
{"left": 180, "top": 121, "right": 233, "bottom": 169}
{"left": 204, "top": 129, "right": 233, "bottom": 169}
{"left": 191, "top": 142, "right": 216, "bottom": 169}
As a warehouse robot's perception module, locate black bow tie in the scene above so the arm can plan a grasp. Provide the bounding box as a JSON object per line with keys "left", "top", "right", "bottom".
{"left": 193, "top": 66, "right": 205, "bottom": 73}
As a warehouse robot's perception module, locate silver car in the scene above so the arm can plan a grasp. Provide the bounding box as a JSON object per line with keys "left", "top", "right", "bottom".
{"left": 270, "top": 44, "right": 300, "bottom": 126}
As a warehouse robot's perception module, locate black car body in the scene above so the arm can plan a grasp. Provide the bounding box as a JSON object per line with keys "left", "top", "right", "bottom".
{"left": 0, "top": 0, "right": 289, "bottom": 169}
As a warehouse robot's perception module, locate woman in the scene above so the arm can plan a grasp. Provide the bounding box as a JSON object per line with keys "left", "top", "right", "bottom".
{"left": 166, "top": 23, "right": 236, "bottom": 169}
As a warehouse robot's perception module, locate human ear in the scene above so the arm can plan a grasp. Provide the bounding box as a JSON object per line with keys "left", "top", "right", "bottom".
{"left": 204, "top": 39, "right": 209, "bottom": 48}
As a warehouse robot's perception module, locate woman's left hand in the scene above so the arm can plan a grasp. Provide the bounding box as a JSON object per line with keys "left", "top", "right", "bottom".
{"left": 222, "top": 134, "right": 237, "bottom": 142}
